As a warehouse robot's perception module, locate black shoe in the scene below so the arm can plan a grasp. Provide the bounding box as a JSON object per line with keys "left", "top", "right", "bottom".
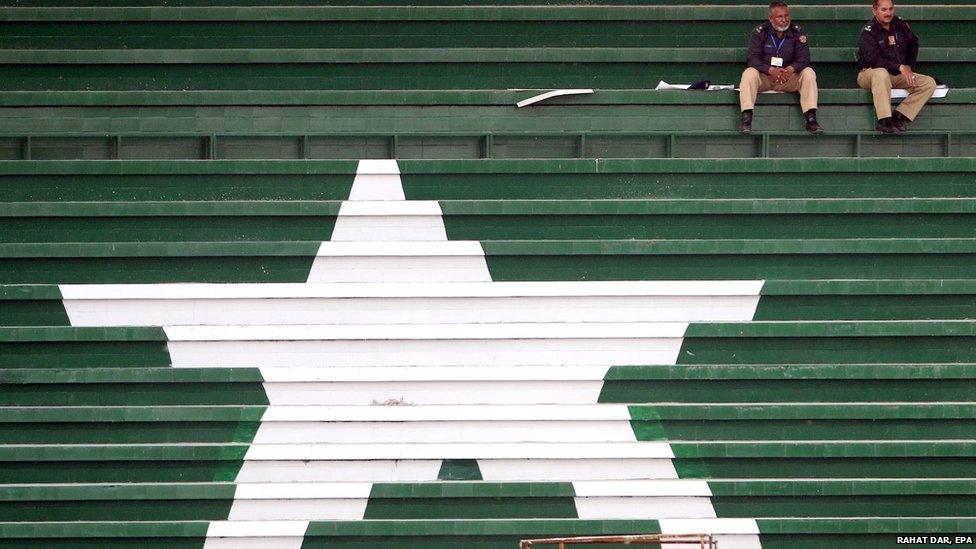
{"left": 875, "top": 117, "right": 898, "bottom": 134}
{"left": 804, "top": 109, "right": 824, "bottom": 134}
{"left": 739, "top": 110, "right": 753, "bottom": 134}
{"left": 891, "top": 111, "right": 910, "bottom": 132}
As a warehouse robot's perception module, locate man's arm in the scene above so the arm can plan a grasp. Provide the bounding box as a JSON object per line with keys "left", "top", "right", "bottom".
{"left": 790, "top": 30, "right": 811, "bottom": 73}
{"left": 747, "top": 29, "right": 772, "bottom": 74}
{"left": 902, "top": 20, "right": 919, "bottom": 67}
{"left": 859, "top": 28, "right": 901, "bottom": 74}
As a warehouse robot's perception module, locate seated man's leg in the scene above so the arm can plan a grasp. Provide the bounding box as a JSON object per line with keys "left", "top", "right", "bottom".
{"left": 893, "top": 72, "right": 937, "bottom": 122}
{"left": 738, "top": 67, "right": 770, "bottom": 133}
{"left": 795, "top": 67, "right": 818, "bottom": 114}
{"left": 779, "top": 68, "right": 823, "bottom": 133}
{"left": 857, "top": 68, "right": 893, "bottom": 120}
{"left": 739, "top": 67, "right": 769, "bottom": 112}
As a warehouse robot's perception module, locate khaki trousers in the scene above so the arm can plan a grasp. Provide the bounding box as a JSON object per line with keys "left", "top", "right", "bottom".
{"left": 857, "top": 67, "right": 936, "bottom": 121}
{"left": 739, "top": 66, "right": 818, "bottom": 112}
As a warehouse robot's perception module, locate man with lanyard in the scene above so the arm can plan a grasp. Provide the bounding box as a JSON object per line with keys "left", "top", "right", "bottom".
{"left": 857, "top": 0, "right": 936, "bottom": 134}
{"left": 739, "top": 1, "right": 823, "bottom": 134}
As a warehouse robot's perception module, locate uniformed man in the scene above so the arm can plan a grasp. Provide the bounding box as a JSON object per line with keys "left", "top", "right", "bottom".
{"left": 739, "top": 1, "right": 823, "bottom": 134}
{"left": 857, "top": 0, "right": 936, "bottom": 133}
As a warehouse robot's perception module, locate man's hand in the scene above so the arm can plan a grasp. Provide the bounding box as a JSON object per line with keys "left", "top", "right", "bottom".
{"left": 779, "top": 65, "right": 795, "bottom": 83}
{"left": 899, "top": 64, "right": 917, "bottom": 86}
{"left": 768, "top": 66, "right": 794, "bottom": 84}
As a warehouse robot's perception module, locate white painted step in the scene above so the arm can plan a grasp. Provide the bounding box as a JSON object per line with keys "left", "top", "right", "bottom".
{"left": 165, "top": 322, "right": 688, "bottom": 368}
{"left": 166, "top": 321, "right": 688, "bottom": 341}
{"left": 307, "top": 241, "right": 491, "bottom": 282}
{"left": 261, "top": 380, "right": 606, "bottom": 405}
{"left": 256, "top": 365, "right": 612, "bottom": 382}
{"left": 215, "top": 479, "right": 714, "bottom": 499}
{"left": 233, "top": 460, "right": 444, "bottom": 483}
{"left": 60, "top": 280, "right": 762, "bottom": 326}
{"left": 233, "top": 459, "right": 681, "bottom": 483}
{"left": 250, "top": 420, "right": 637, "bottom": 444}
{"left": 201, "top": 518, "right": 761, "bottom": 535}
{"left": 243, "top": 441, "right": 674, "bottom": 460}
{"left": 259, "top": 404, "right": 632, "bottom": 421}
{"left": 61, "top": 280, "right": 764, "bottom": 299}
{"left": 225, "top": 497, "right": 717, "bottom": 521}
{"left": 332, "top": 201, "right": 447, "bottom": 241}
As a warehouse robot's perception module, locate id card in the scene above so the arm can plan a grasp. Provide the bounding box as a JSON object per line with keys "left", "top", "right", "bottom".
{"left": 770, "top": 56, "right": 784, "bottom": 67}
{"left": 888, "top": 35, "right": 896, "bottom": 45}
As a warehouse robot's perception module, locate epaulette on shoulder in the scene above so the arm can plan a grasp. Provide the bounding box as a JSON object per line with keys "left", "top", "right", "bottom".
{"left": 792, "top": 24, "right": 802, "bottom": 31}
{"left": 862, "top": 24, "right": 873, "bottom": 32}
{"left": 754, "top": 24, "right": 764, "bottom": 34}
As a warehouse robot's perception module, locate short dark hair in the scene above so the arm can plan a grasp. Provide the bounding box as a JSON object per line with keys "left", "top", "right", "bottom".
{"left": 872, "top": 0, "right": 889, "bottom": 7}
{"left": 769, "top": 1, "right": 788, "bottom": 9}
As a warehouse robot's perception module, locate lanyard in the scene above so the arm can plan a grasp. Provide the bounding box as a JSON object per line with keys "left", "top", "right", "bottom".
{"left": 770, "top": 35, "right": 787, "bottom": 54}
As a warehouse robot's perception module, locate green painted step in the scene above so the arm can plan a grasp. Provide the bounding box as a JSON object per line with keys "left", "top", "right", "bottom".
{"left": 630, "top": 402, "right": 976, "bottom": 441}
{"left": 10, "top": 198, "right": 976, "bottom": 215}
{"left": 2, "top": 88, "right": 975, "bottom": 106}
{"left": 0, "top": 406, "right": 267, "bottom": 422}
{"left": 0, "top": 282, "right": 66, "bottom": 326}
{"left": 2, "top": 6, "right": 973, "bottom": 22}
{"left": 711, "top": 496, "right": 976, "bottom": 518}
{"left": 1, "top": 441, "right": 972, "bottom": 461}
{"left": 0, "top": 242, "right": 320, "bottom": 284}
{"left": 0, "top": 518, "right": 973, "bottom": 548}
{"left": 675, "top": 320, "right": 976, "bottom": 365}
{"left": 1, "top": 480, "right": 971, "bottom": 521}
{"left": 606, "top": 363, "right": 976, "bottom": 380}
{"left": 637, "top": 418, "right": 976, "bottom": 441}
{"left": 4, "top": 131, "right": 976, "bottom": 160}
{"left": 1, "top": 48, "right": 971, "bottom": 65}
{"left": 8, "top": 237, "right": 976, "bottom": 282}
{"left": 0, "top": 422, "right": 262, "bottom": 445}
{"left": 604, "top": 379, "right": 976, "bottom": 403}
{"left": 0, "top": 367, "right": 263, "bottom": 382}
{"left": 0, "top": 517, "right": 972, "bottom": 537}
{"left": 1, "top": 48, "right": 973, "bottom": 90}
{"left": 7, "top": 238, "right": 976, "bottom": 257}
{"left": 669, "top": 441, "right": 976, "bottom": 458}
{"left": 438, "top": 459, "right": 483, "bottom": 481}
{"left": 0, "top": 461, "right": 250, "bottom": 485}
{"left": 0, "top": 201, "right": 341, "bottom": 243}
{"left": 2, "top": 158, "right": 972, "bottom": 176}
{"left": 4, "top": 517, "right": 968, "bottom": 549}
{"left": 630, "top": 403, "right": 976, "bottom": 420}
{"left": 8, "top": 0, "right": 975, "bottom": 4}
{"left": 1, "top": 7, "right": 973, "bottom": 50}
{"left": 675, "top": 457, "right": 976, "bottom": 479}
{"left": 443, "top": 215, "right": 976, "bottom": 241}
{"left": 2, "top": 382, "right": 268, "bottom": 406}
{"left": 5, "top": 199, "right": 976, "bottom": 243}
{"left": 600, "top": 364, "right": 976, "bottom": 403}
{"left": 0, "top": 405, "right": 268, "bottom": 444}
{"left": 757, "top": 280, "right": 976, "bottom": 320}
{"left": 364, "top": 492, "right": 579, "bottom": 519}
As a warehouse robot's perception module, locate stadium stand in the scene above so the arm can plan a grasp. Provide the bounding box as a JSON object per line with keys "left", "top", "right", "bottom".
{"left": 2, "top": 2, "right": 976, "bottom": 549}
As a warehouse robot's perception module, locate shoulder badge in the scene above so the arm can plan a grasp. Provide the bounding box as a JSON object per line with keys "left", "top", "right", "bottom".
{"left": 793, "top": 24, "right": 802, "bottom": 31}
{"left": 863, "top": 24, "right": 872, "bottom": 32}
{"left": 799, "top": 34, "right": 807, "bottom": 44}
{"left": 754, "top": 25, "right": 764, "bottom": 34}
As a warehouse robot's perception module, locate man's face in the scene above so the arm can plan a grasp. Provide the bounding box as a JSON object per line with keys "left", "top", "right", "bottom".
{"left": 873, "top": 0, "right": 895, "bottom": 26}
{"left": 769, "top": 6, "right": 791, "bottom": 32}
